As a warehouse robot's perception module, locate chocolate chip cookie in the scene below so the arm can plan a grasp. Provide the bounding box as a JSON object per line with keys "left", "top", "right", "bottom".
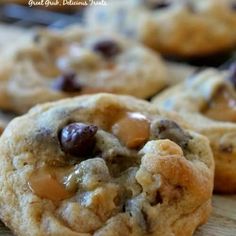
{"left": 0, "top": 26, "right": 168, "bottom": 114}
{"left": 152, "top": 66, "right": 236, "bottom": 193}
{"left": 0, "top": 94, "right": 213, "bottom": 236}
{"left": 86, "top": 0, "right": 236, "bottom": 58}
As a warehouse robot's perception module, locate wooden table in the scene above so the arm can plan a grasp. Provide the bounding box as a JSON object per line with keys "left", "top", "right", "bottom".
{"left": 196, "top": 195, "right": 236, "bottom": 236}
{"left": 0, "top": 195, "right": 235, "bottom": 236}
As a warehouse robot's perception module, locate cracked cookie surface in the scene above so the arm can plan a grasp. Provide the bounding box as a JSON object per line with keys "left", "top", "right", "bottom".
{"left": 0, "top": 93, "right": 213, "bottom": 236}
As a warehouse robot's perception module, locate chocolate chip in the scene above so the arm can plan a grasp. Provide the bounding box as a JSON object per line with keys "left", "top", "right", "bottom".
{"left": 152, "top": 2, "right": 170, "bottom": 10}
{"left": 93, "top": 39, "right": 121, "bottom": 58}
{"left": 52, "top": 72, "right": 82, "bottom": 92}
{"left": 148, "top": 0, "right": 171, "bottom": 9}
{"left": 151, "top": 119, "right": 191, "bottom": 149}
{"left": 59, "top": 123, "right": 98, "bottom": 157}
{"left": 228, "top": 62, "right": 236, "bottom": 88}
{"left": 231, "top": 2, "right": 236, "bottom": 11}
{"left": 220, "top": 144, "right": 233, "bottom": 153}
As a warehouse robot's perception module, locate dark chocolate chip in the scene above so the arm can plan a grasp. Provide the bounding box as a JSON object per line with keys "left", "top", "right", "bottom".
{"left": 59, "top": 123, "right": 98, "bottom": 157}
{"left": 93, "top": 39, "right": 121, "bottom": 58}
{"left": 228, "top": 62, "right": 236, "bottom": 88}
{"left": 149, "top": 1, "right": 171, "bottom": 9}
{"left": 151, "top": 119, "right": 192, "bottom": 149}
{"left": 143, "top": 0, "right": 171, "bottom": 9}
{"left": 220, "top": 144, "right": 233, "bottom": 153}
{"left": 52, "top": 72, "right": 82, "bottom": 92}
{"left": 231, "top": 2, "right": 236, "bottom": 11}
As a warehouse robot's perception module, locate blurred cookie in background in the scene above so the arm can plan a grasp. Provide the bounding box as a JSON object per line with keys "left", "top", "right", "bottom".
{"left": 86, "top": 0, "right": 236, "bottom": 65}
{"left": 165, "top": 61, "right": 197, "bottom": 85}
{"left": 151, "top": 65, "right": 236, "bottom": 193}
{"left": 0, "top": 24, "right": 32, "bottom": 59}
{"left": 0, "top": 26, "right": 168, "bottom": 114}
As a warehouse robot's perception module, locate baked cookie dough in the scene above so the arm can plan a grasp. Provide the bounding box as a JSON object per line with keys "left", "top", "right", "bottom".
{"left": 0, "top": 26, "right": 168, "bottom": 114}
{"left": 86, "top": 0, "right": 236, "bottom": 58}
{"left": 152, "top": 66, "right": 236, "bottom": 193}
{"left": 0, "top": 94, "right": 213, "bottom": 236}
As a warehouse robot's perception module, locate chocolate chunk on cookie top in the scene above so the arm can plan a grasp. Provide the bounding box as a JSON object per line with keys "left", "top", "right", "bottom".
{"left": 59, "top": 123, "right": 98, "bottom": 156}
{"left": 0, "top": 94, "right": 214, "bottom": 236}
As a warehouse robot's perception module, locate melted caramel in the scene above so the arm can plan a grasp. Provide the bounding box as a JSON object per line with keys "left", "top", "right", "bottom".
{"left": 112, "top": 112, "right": 150, "bottom": 149}
{"left": 28, "top": 166, "right": 72, "bottom": 201}
{"left": 203, "top": 88, "right": 236, "bottom": 122}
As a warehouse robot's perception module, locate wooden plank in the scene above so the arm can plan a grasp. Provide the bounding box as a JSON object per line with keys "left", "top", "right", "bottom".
{"left": 196, "top": 195, "right": 236, "bottom": 236}
{"left": 0, "top": 195, "right": 235, "bottom": 235}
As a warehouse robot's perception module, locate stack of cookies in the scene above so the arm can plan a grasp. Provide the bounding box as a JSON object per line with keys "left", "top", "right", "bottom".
{"left": 0, "top": 0, "right": 235, "bottom": 235}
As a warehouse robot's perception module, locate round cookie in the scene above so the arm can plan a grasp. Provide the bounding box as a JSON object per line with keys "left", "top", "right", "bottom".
{"left": 152, "top": 67, "right": 236, "bottom": 193}
{"left": 86, "top": 0, "right": 236, "bottom": 58}
{"left": 0, "top": 94, "right": 213, "bottom": 236}
{"left": 0, "top": 26, "right": 168, "bottom": 114}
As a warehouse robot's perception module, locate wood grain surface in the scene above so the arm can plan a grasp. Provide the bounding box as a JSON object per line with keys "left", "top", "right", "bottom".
{"left": 0, "top": 195, "right": 235, "bottom": 236}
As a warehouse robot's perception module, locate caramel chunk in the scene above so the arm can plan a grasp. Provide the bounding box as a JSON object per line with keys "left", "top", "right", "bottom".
{"left": 112, "top": 113, "right": 150, "bottom": 149}
{"left": 28, "top": 167, "right": 71, "bottom": 201}
{"left": 203, "top": 88, "right": 236, "bottom": 122}
{"left": 59, "top": 123, "right": 98, "bottom": 157}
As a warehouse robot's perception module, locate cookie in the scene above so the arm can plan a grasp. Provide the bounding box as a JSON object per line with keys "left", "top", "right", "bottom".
{"left": 0, "top": 93, "right": 213, "bottom": 236}
{"left": 86, "top": 0, "right": 236, "bottom": 58}
{"left": 0, "top": 26, "right": 168, "bottom": 114}
{"left": 152, "top": 66, "right": 236, "bottom": 193}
